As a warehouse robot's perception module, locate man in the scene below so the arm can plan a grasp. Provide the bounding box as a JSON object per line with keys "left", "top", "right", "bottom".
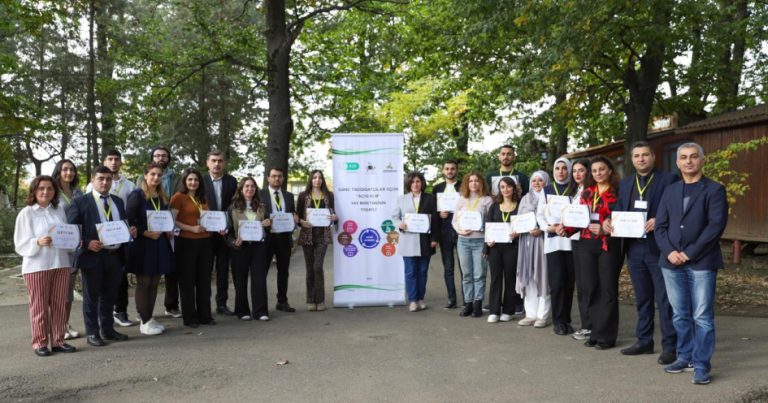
{"left": 86, "top": 149, "right": 137, "bottom": 327}
{"left": 655, "top": 142, "right": 728, "bottom": 385}
{"left": 485, "top": 144, "right": 529, "bottom": 195}
{"left": 68, "top": 166, "right": 138, "bottom": 346}
{"left": 433, "top": 160, "right": 462, "bottom": 309}
{"left": 260, "top": 167, "right": 298, "bottom": 312}
{"left": 603, "top": 141, "right": 678, "bottom": 365}
{"left": 203, "top": 150, "right": 238, "bottom": 316}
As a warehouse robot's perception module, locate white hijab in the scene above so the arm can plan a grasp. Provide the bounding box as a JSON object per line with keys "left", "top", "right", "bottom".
{"left": 553, "top": 157, "right": 572, "bottom": 186}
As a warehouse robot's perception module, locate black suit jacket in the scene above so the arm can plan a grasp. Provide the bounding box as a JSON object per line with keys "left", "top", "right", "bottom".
{"left": 433, "top": 181, "right": 461, "bottom": 242}
{"left": 203, "top": 173, "right": 238, "bottom": 212}
{"left": 260, "top": 187, "right": 296, "bottom": 243}
{"left": 66, "top": 192, "right": 128, "bottom": 269}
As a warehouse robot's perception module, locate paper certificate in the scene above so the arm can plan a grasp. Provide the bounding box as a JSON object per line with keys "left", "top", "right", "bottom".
{"left": 611, "top": 211, "right": 647, "bottom": 238}
{"left": 485, "top": 222, "right": 512, "bottom": 243}
{"left": 458, "top": 211, "right": 483, "bottom": 231}
{"left": 49, "top": 224, "right": 80, "bottom": 249}
{"left": 306, "top": 208, "right": 332, "bottom": 227}
{"left": 512, "top": 212, "right": 537, "bottom": 233}
{"left": 270, "top": 212, "right": 296, "bottom": 233}
{"left": 437, "top": 192, "right": 460, "bottom": 212}
{"left": 96, "top": 220, "right": 131, "bottom": 246}
{"left": 561, "top": 204, "right": 591, "bottom": 228}
{"left": 544, "top": 195, "right": 571, "bottom": 224}
{"left": 238, "top": 220, "right": 264, "bottom": 242}
{"left": 200, "top": 210, "right": 227, "bottom": 232}
{"left": 146, "top": 210, "right": 174, "bottom": 232}
{"left": 404, "top": 213, "right": 431, "bottom": 233}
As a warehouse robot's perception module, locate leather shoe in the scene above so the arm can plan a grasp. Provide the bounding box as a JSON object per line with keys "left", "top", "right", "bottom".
{"left": 86, "top": 335, "right": 106, "bottom": 347}
{"left": 584, "top": 339, "right": 598, "bottom": 348}
{"left": 444, "top": 302, "right": 457, "bottom": 309}
{"left": 275, "top": 303, "right": 296, "bottom": 313}
{"left": 595, "top": 342, "right": 616, "bottom": 350}
{"left": 620, "top": 343, "right": 654, "bottom": 355}
{"left": 52, "top": 343, "right": 77, "bottom": 353}
{"left": 553, "top": 324, "right": 567, "bottom": 336}
{"left": 34, "top": 347, "right": 51, "bottom": 357}
{"left": 100, "top": 330, "right": 128, "bottom": 341}
{"left": 216, "top": 306, "right": 235, "bottom": 316}
{"left": 201, "top": 319, "right": 216, "bottom": 326}
{"left": 658, "top": 351, "right": 677, "bottom": 365}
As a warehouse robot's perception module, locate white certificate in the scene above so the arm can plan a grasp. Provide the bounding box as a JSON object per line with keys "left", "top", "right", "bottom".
{"left": 544, "top": 195, "right": 571, "bottom": 224}
{"left": 561, "top": 204, "right": 591, "bottom": 228}
{"left": 306, "top": 208, "right": 332, "bottom": 227}
{"left": 239, "top": 220, "right": 264, "bottom": 241}
{"left": 96, "top": 220, "right": 131, "bottom": 246}
{"left": 513, "top": 212, "right": 537, "bottom": 233}
{"left": 611, "top": 211, "right": 647, "bottom": 238}
{"left": 485, "top": 222, "right": 512, "bottom": 243}
{"left": 458, "top": 210, "right": 483, "bottom": 231}
{"left": 146, "top": 210, "right": 174, "bottom": 232}
{"left": 200, "top": 210, "right": 227, "bottom": 232}
{"left": 49, "top": 224, "right": 80, "bottom": 249}
{"left": 404, "top": 213, "right": 431, "bottom": 233}
{"left": 270, "top": 212, "right": 295, "bottom": 233}
{"left": 437, "top": 192, "right": 459, "bottom": 212}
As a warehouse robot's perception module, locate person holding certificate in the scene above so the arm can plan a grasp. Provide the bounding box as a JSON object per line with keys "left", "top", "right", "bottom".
{"left": 568, "top": 158, "right": 593, "bottom": 342}
{"left": 558, "top": 155, "right": 621, "bottom": 350}
{"left": 515, "top": 171, "right": 551, "bottom": 328}
{"left": 433, "top": 159, "right": 462, "bottom": 309}
{"left": 296, "top": 170, "right": 338, "bottom": 312}
{"left": 170, "top": 168, "right": 216, "bottom": 328}
{"left": 227, "top": 177, "right": 271, "bottom": 321}
{"left": 392, "top": 172, "right": 438, "bottom": 312}
{"left": 485, "top": 144, "right": 530, "bottom": 195}
{"left": 125, "top": 163, "right": 176, "bottom": 336}
{"left": 483, "top": 177, "right": 522, "bottom": 323}
{"left": 14, "top": 176, "right": 76, "bottom": 356}
{"left": 451, "top": 172, "right": 493, "bottom": 317}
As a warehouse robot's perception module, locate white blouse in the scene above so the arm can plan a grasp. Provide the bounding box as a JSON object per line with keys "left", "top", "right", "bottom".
{"left": 14, "top": 204, "right": 73, "bottom": 274}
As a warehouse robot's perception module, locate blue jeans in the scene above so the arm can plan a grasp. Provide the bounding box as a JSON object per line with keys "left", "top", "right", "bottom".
{"left": 403, "top": 256, "right": 430, "bottom": 302}
{"left": 661, "top": 266, "right": 717, "bottom": 372}
{"left": 457, "top": 238, "right": 487, "bottom": 303}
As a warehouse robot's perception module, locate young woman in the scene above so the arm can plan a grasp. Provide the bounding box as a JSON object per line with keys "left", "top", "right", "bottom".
{"left": 126, "top": 163, "right": 175, "bottom": 335}
{"left": 227, "top": 177, "right": 271, "bottom": 321}
{"left": 170, "top": 168, "right": 216, "bottom": 328}
{"left": 484, "top": 176, "right": 523, "bottom": 323}
{"left": 451, "top": 172, "right": 493, "bottom": 317}
{"left": 296, "top": 170, "right": 338, "bottom": 312}
{"left": 392, "top": 172, "right": 438, "bottom": 312}
{"left": 567, "top": 158, "right": 593, "bottom": 341}
{"left": 51, "top": 159, "right": 83, "bottom": 340}
{"left": 14, "top": 176, "right": 76, "bottom": 356}
{"left": 516, "top": 171, "right": 551, "bottom": 328}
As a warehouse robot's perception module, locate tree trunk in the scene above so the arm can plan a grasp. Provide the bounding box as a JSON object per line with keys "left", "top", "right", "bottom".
{"left": 451, "top": 118, "right": 469, "bottom": 163}
{"left": 549, "top": 91, "right": 568, "bottom": 168}
{"left": 196, "top": 66, "right": 209, "bottom": 166}
{"left": 87, "top": 0, "right": 99, "bottom": 175}
{"left": 97, "top": 0, "right": 117, "bottom": 155}
{"left": 714, "top": 0, "right": 748, "bottom": 113}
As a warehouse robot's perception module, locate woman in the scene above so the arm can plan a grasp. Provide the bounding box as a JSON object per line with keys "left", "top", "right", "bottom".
{"left": 170, "top": 168, "right": 216, "bottom": 328}
{"left": 516, "top": 171, "right": 551, "bottom": 328}
{"left": 14, "top": 176, "right": 76, "bottom": 356}
{"left": 558, "top": 155, "right": 621, "bottom": 350}
{"left": 451, "top": 172, "right": 493, "bottom": 317}
{"left": 296, "top": 170, "right": 338, "bottom": 312}
{"left": 51, "top": 159, "right": 83, "bottom": 340}
{"left": 484, "top": 176, "right": 522, "bottom": 323}
{"left": 227, "top": 177, "right": 271, "bottom": 321}
{"left": 126, "top": 163, "right": 175, "bottom": 335}
{"left": 392, "top": 172, "right": 438, "bottom": 312}
{"left": 567, "top": 158, "right": 593, "bottom": 341}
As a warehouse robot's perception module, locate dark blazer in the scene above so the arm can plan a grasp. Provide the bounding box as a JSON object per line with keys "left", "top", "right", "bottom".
{"left": 260, "top": 187, "right": 296, "bottom": 243}
{"left": 433, "top": 180, "right": 461, "bottom": 243}
{"left": 203, "top": 173, "right": 238, "bottom": 211}
{"left": 66, "top": 192, "right": 129, "bottom": 269}
{"left": 615, "top": 169, "right": 678, "bottom": 256}
{"left": 654, "top": 176, "right": 728, "bottom": 271}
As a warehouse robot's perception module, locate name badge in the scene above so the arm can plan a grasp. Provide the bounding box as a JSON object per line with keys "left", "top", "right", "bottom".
{"left": 634, "top": 200, "right": 648, "bottom": 210}
{"left": 590, "top": 213, "right": 600, "bottom": 222}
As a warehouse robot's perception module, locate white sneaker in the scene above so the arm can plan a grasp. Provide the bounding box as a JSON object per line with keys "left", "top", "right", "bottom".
{"left": 140, "top": 321, "right": 163, "bottom": 336}
{"left": 64, "top": 323, "right": 79, "bottom": 340}
{"left": 534, "top": 318, "right": 550, "bottom": 328}
{"left": 518, "top": 317, "right": 536, "bottom": 326}
{"left": 409, "top": 302, "right": 419, "bottom": 312}
{"left": 499, "top": 314, "right": 512, "bottom": 322}
{"left": 147, "top": 318, "right": 165, "bottom": 331}
{"left": 241, "top": 315, "right": 252, "bottom": 321}
{"left": 417, "top": 300, "right": 427, "bottom": 310}
{"left": 164, "top": 309, "right": 182, "bottom": 318}
{"left": 258, "top": 315, "right": 270, "bottom": 321}
{"left": 572, "top": 329, "right": 591, "bottom": 340}
{"left": 487, "top": 314, "right": 499, "bottom": 323}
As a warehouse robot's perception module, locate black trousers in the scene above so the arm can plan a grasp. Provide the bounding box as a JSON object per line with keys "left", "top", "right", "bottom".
{"left": 572, "top": 240, "right": 592, "bottom": 330}
{"left": 113, "top": 271, "right": 129, "bottom": 314}
{"left": 176, "top": 237, "right": 214, "bottom": 326}
{"left": 211, "top": 233, "right": 233, "bottom": 308}
{"left": 264, "top": 233, "right": 292, "bottom": 304}
{"left": 438, "top": 234, "right": 460, "bottom": 305}
{"left": 81, "top": 251, "right": 123, "bottom": 336}
{"left": 547, "top": 250, "right": 575, "bottom": 327}
{"left": 487, "top": 243, "right": 522, "bottom": 316}
{"left": 231, "top": 242, "right": 268, "bottom": 318}
{"left": 576, "top": 238, "right": 622, "bottom": 344}
{"left": 163, "top": 273, "right": 180, "bottom": 311}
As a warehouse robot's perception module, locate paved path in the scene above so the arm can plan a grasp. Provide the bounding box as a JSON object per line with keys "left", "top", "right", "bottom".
{"left": 1, "top": 249, "right": 767, "bottom": 402}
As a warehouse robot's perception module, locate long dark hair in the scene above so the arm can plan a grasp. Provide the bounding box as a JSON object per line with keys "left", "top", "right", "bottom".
{"left": 51, "top": 159, "right": 79, "bottom": 190}
{"left": 176, "top": 168, "right": 206, "bottom": 203}
{"left": 583, "top": 155, "right": 620, "bottom": 190}
{"left": 231, "top": 176, "right": 263, "bottom": 212}
{"left": 139, "top": 163, "right": 169, "bottom": 204}
{"left": 569, "top": 158, "right": 591, "bottom": 197}
{"left": 25, "top": 175, "right": 59, "bottom": 208}
{"left": 494, "top": 176, "right": 521, "bottom": 204}
{"left": 303, "top": 170, "right": 331, "bottom": 198}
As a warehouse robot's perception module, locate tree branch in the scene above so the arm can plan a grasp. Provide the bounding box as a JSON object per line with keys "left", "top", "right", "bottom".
{"left": 583, "top": 66, "right": 625, "bottom": 106}
{"left": 154, "top": 55, "right": 231, "bottom": 106}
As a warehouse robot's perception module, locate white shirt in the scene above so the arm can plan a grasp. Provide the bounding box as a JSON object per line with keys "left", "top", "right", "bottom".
{"left": 14, "top": 204, "right": 73, "bottom": 274}
{"left": 211, "top": 175, "right": 223, "bottom": 210}
{"left": 86, "top": 174, "right": 135, "bottom": 204}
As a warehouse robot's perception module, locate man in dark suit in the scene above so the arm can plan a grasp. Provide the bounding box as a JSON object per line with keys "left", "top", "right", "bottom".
{"left": 603, "top": 141, "right": 678, "bottom": 365}
{"left": 433, "top": 159, "right": 462, "bottom": 309}
{"left": 67, "top": 166, "right": 137, "bottom": 347}
{"left": 203, "top": 150, "right": 238, "bottom": 316}
{"left": 261, "top": 167, "right": 298, "bottom": 312}
{"left": 655, "top": 142, "right": 728, "bottom": 385}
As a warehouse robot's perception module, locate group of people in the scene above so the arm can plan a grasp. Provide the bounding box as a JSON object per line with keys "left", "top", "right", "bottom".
{"left": 13, "top": 141, "right": 727, "bottom": 385}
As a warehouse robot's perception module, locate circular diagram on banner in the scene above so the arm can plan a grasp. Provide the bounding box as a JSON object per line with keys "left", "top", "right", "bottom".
{"left": 381, "top": 243, "right": 396, "bottom": 257}
{"left": 358, "top": 228, "right": 381, "bottom": 249}
{"left": 342, "top": 220, "right": 358, "bottom": 234}
{"left": 385, "top": 231, "right": 399, "bottom": 244}
{"left": 343, "top": 244, "right": 358, "bottom": 257}
{"left": 337, "top": 232, "right": 353, "bottom": 246}
{"left": 380, "top": 219, "right": 395, "bottom": 233}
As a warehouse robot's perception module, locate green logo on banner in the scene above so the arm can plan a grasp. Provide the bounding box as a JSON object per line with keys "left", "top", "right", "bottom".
{"left": 381, "top": 219, "right": 395, "bottom": 233}
{"left": 346, "top": 162, "right": 360, "bottom": 170}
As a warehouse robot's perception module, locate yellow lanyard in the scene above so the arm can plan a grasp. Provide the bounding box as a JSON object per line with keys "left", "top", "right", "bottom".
{"left": 312, "top": 193, "right": 323, "bottom": 209}
{"left": 149, "top": 196, "right": 161, "bottom": 211}
{"left": 61, "top": 192, "right": 71, "bottom": 205}
{"left": 111, "top": 179, "right": 124, "bottom": 197}
{"left": 500, "top": 201, "right": 517, "bottom": 223}
{"left": 635, "top": 174, "right": 654, "bottom": 200}
{"left": 412, "top": 194, "right": 420, "bottom": 212}
{"left": 469, "top": 196, "right": 481, "bottom": 211}
{"left": 499, "top": 169, "right": 510, "bottom": 177}
{"left": 592, "top": 186, "right": 607, "bottom": 212}
{"left": 271, "top": 191, "right": 282, "bottom": 211}
{"left": 188, "top": 195, "right": 203, "bottom": 214}
{"left": 94, "top": 193, "right": 112, "bottom": 221}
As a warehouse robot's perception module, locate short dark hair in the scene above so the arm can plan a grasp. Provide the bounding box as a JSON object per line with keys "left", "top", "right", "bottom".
{"left": 443, "top": 159, "right": 458, "bottom": 167}
{"left": 404, "top": 171, "right": 427, "bottom": 193}
{"left": 150, "top": 146, "right": 171, "bottom": 161}
{"left": 92, "top": 165, "right": 113, "bottom": 177}
{"left": 105, "top": 149, "right": 122, "bottom": 159}
{"left": 26, "top": 175, "right": 59, "bottom": 208}
{"left": 500, "top": 144, "right": 515, "bottom": 152}
{"left": 268, "top": 167, "right": 285, "bottom": 176}
{"left": 630, "top": 141, "right": 652, "bottom": 152}
{"left": 207, "top": 149, "right": 226, "bottom": 160}
{"left": 51, "top": 159, "right": 79, "bottom": 189}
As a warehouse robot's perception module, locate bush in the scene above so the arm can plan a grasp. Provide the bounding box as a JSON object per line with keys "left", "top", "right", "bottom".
{"left": 0, "top": 208, "right": 19, "bottom": 254}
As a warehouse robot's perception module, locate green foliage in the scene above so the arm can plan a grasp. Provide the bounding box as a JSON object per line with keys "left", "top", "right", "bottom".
{"left": 704, "top": 136, "right": 768, "bottom": 208}
{"left": 0, "top": 208, "right": 19, "bottom": 254}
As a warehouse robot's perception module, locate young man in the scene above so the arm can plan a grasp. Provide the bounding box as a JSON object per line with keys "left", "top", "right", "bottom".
{"left": 485, "top": 144, "right": 529, "bottom": 195}
{"left": 433, "top": 160, "right": 462, "bottom": 309}
{"left": 603, "top": 141, "right": 678, "bottom": 365}
{"left": 655, "top": 142, "right": 728, "bottom": 385}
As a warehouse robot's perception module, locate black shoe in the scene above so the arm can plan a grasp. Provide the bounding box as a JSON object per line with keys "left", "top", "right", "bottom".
{"left": 444, "top": 302, "right": 457, "bottom": 309}
{"left": 459, "top": 303, "right": 473, "bottom": 317}
{"left": 275, "top": 303, "right": 296, "bottom": 313}
{"left": 100, "top": 330, "right": 128, "bottom": 341}
{"left": 620, "top": 343, "right": 654, "bottom": 356}
{"left": 52, "top": 343, "right": 77, "bottom": 353}
{"left": 554, "top": 324, "right": 568, "bottom": 336}
{"left": 185, "top": 322, "right": 199, "bottom": 328}
{"left": 564, "top": 324, "right": 575, "bottom": 334}
{"left": 658, "top": 351, "right": 677, "bottom": 365}
{"left": 584, "top": 339, "right": 598, "bottom": 348}
{"left": 201, "top": 319, "right": 217, "bottom": 326}
{"left": 216, "top": 306, "right": 235, "bottom": 316}
{"left": 472, "top": 300, "right": 483, "bottom": 318}
{"left": 86, "top": 335, "right": 106, "bottom": 347}
{"left": 34, "top": 347, "right": 51, "bottom": 357}
{"left": 595, "top": 342, "right": 615, "bottom": 350}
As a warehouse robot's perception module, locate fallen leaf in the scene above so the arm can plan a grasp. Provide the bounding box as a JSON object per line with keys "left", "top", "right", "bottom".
{"left": 276, "top": 360, "right": 289, "bottom": 366}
